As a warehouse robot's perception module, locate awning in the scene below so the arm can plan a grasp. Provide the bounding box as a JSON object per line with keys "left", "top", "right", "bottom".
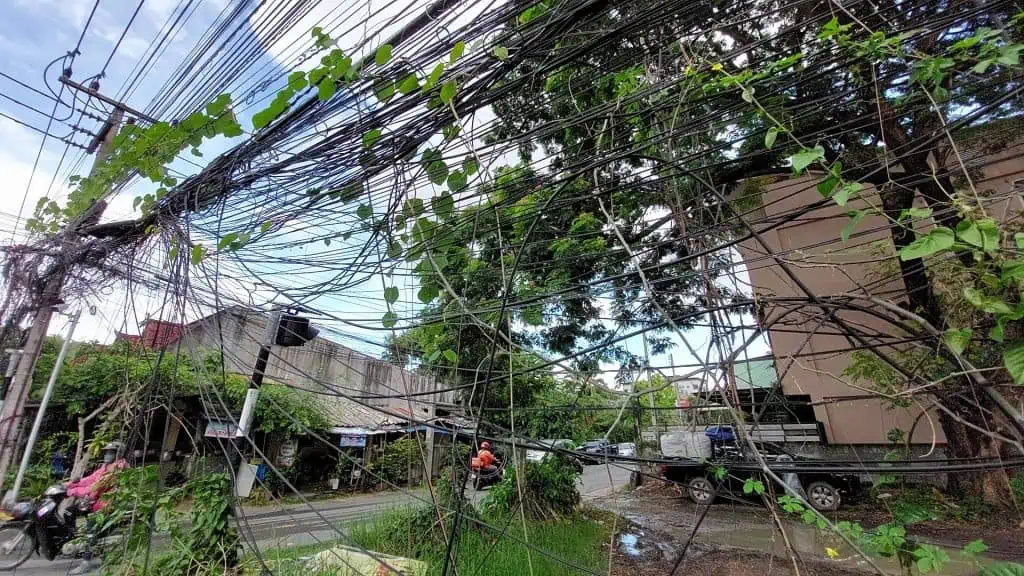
{"left": 328, "top": 427, "right": 385, "bottom": 436}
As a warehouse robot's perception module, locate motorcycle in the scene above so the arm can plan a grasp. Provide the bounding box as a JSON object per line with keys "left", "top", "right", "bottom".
{"left": 470, "top": 461, "right": 505, "bottom": 491}
{"left": 0, "top": 484, "right": 113, "bottom": 571}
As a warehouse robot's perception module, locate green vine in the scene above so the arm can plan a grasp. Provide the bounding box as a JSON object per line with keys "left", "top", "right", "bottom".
{"left": 28, "top": 95, "right": 242, "bottom": 235}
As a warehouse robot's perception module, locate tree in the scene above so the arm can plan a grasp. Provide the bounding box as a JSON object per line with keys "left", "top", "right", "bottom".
{"left": 480, "top": 0, "right": 1024, "bottom": 503}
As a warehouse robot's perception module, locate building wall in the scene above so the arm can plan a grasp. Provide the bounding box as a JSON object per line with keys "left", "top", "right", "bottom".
{"left": 178, "top": 308, "right": 450, "bottom": 412}
{"left": 737, "top": 141, "right": 1024, "bottom": 445}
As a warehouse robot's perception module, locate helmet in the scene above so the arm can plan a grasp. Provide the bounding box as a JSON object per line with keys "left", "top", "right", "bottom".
{"left": 480, "top": 442, "right": 490, "bottom": 450}
{"left": 102, "top": 442, "right": 124, "bottom": 463}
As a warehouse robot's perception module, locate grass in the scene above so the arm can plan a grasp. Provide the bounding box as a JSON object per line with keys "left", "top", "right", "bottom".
{"left": 1012, "top": 474, "right": 1024, "bottom": 505}
{"left": 250, "top": 507, "right": 615, "bottom": 576}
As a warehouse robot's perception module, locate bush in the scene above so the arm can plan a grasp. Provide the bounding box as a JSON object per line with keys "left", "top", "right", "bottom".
{"left": 4, "top": 464, "right": 55, "bottom": 501}
{"left": 91, "top": 465, "right": 185, "bottom": 570}
{"left": 368, "top": 437, "right": 423, "bottom": 487}
{"left": 483, "top": 455, "right": 579, "bottom": 520}
{"left": 260, "top": 463, "right": 302, "bottom": 498}
{"left": 1012, "top": 473, "right": 1024, "bottom": 505}
{"left": 159, "top": 473, "right": 239, "bottom": 575}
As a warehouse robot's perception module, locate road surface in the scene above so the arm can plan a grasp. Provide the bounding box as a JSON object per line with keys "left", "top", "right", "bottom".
{"left": 8, "top": 464, "right": 632, "bottom": 575}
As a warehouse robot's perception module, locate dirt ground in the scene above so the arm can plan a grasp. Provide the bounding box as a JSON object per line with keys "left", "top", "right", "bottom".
{"left": 611, "top": 546, "right": 867, "bottom": 576}
{"left": 600, "top": 505, "right": 866, "bottom": 576}
{"left": 837, "top": 501, "right": 1024, "bottom": 558}
{"left": 593, "top": 479, "right": 1024, "bottom": 575}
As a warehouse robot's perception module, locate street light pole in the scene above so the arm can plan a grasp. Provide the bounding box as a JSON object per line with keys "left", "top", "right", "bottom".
{"left": 7, "top": 309, "right": 80, "bottom": 504}
{"left": 235, "top": 309, "right": 282, "bottom": 441}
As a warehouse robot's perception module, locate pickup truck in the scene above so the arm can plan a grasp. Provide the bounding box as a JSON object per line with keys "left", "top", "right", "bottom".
{"left": 657, "top": 427, "right": 862, "bottom": 511}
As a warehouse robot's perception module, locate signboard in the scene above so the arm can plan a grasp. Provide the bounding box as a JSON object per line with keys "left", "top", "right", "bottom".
{"left": 677, "top": 396, "right": 691, "bottom": 409}
{"left": 204, "top": 420, "right": 236, "bottom": 438}
{"left": 339, "top": 435, "right": 367, "bottom": 448}
{"left": 278, "top": 438, "right": 298, "bottom": 467}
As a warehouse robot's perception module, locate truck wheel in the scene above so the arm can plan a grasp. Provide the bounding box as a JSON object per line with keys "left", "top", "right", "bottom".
{"left": 687, "top": 477, "right": 716, "bottom": 506}
{"left": 807, "top": 481, "right": 841, "bottom": 511}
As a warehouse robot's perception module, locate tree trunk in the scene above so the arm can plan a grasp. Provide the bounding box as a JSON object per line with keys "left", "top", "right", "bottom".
{"left": 936, "top": 393, "right": 1017, "bottom": 506}
{"left": 69, "top": 392, "right": 125, "bottom": 481}
{"left": 936, "top": 409, "right": 983, "bottom": 496}
{"left": 70, "top": 417, "right": 90, "bottom": 482}
{"left": 862, "top": 91, "right": 1024, "bottom": 503}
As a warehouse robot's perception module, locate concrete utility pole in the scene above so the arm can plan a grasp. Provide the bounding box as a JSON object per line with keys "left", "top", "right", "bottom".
{"left": 235, "top": 310, "right": 283, "bottom": 441}
{"left": 424, "top": 390, "right": 436, "bottom": 478}
{"left": 0, "top": 349, "right": 24, "bottom": 414}
{"left": 641, "top": 334, "right": 657, "bottom": 432}
{"left": 0, "top": 90, "right": 129, "bottom": 497}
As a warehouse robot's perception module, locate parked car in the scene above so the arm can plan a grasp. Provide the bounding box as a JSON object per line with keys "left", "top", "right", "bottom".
{"left": 526, "top": 439, "right": 576, "bottom": 462}
{"left": 580, "top": 439, "right": 617, "bottom": 463}
{"left": 526, "top": 439, "right": 583, "bottom": 473}
{"left": 616, "top": 443, "right": 637, "bottom": 457}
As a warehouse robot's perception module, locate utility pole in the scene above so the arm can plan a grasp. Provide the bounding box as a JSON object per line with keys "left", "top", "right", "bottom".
{"left": 0, "top": 74, "right": 138, "bottom": 497}
{"left": 641, "top": 334, "right": 657, "bottom": 432}
{"left": 424, "top": 389, "right": 436, "bottom": 478}
{"left": 0, "top": 349, "right": 24, "bottom": 414}
{"left": 235, "top": 310, "right": 283, "bottom": 443}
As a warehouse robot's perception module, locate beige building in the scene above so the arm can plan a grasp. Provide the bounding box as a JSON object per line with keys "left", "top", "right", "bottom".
{"left": 736, "top": 136, "right": 1024, "bottom": 446}
{"left": 123, "top": 306, "right": 452, "bottom": 426}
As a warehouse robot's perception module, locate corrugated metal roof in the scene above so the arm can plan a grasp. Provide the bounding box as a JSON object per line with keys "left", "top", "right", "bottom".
{"left": 320, "top": 395, "right": 392, "bottom": 429}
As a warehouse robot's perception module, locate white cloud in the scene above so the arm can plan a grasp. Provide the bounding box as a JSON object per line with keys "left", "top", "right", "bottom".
{"left": 0, "top": 118, "right": 72, "bottom": 236}
{"left": 144, "top": 0, "right": 180, "bottom": 25}
{"left": 251, "top": 0, "right": 498, "bottom": 70}
{"left": 15, "top": 0, "right": 94, "bottom": 29}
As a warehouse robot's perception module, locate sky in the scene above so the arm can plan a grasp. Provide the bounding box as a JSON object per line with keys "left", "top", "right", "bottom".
{"left": 0, "top": 0, "right": 235, "bottom": 338}
{"left": 0, "top": 0, "right": 771, "bottom": 391}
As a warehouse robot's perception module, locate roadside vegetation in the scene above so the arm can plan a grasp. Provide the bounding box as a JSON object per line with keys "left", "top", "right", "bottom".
{"left": 247, "top": 509, "right": 612, "bottom": 576}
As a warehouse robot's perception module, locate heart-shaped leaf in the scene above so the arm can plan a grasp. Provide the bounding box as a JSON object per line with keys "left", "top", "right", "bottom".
{"left": 899, "top": 227, "right": 954, "bottom": 260}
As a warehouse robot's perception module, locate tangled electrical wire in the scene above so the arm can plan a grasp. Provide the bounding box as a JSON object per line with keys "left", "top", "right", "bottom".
{"left": 4, "top": 0, "right": 1024, "bottom": 575}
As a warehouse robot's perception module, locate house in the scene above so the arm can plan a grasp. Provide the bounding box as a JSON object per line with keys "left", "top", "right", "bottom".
{"left": 115, "top": 319, "right": 182, "bottom": 349}
{"left": 121, "top": 306, "right": 453, "bottom": 417}
{"left": 117, "top": 307, "right": 460, "bottom": 479}
{"left": 735, "top": 125, "right": 1024, "bottom": 450}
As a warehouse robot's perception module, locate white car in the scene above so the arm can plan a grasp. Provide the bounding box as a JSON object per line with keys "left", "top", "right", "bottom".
{"left": 617, "top": 442, "right": 637, "bottom": 457}
{"left": 526, "top": 439, "right": 575, "bottom": 463}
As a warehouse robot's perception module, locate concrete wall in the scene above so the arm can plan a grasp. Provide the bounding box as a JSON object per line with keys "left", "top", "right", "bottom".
{"left": 737, "top": 140, "right": 1024, "bottom": 445}
{"left": 179, "top": 308, "right": 450, "bottom": 413}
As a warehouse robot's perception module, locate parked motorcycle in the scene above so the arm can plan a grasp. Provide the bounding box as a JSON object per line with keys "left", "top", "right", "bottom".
{"left": 0, "top": 484, "right": 101, "bottom": 570}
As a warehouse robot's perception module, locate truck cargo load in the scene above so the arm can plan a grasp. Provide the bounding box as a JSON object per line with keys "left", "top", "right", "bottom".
{"left": 660, "top": 430, "right": 712, "bottom": 459}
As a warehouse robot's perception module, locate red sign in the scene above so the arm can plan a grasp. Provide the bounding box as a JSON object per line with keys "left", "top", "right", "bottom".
{"left": 677, "top": 397, "right": 690, "bottom": 408}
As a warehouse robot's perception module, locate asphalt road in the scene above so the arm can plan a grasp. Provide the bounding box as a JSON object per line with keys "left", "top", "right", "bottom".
{"left": 7, "top": 464, "right": 632, "bottom": 575}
